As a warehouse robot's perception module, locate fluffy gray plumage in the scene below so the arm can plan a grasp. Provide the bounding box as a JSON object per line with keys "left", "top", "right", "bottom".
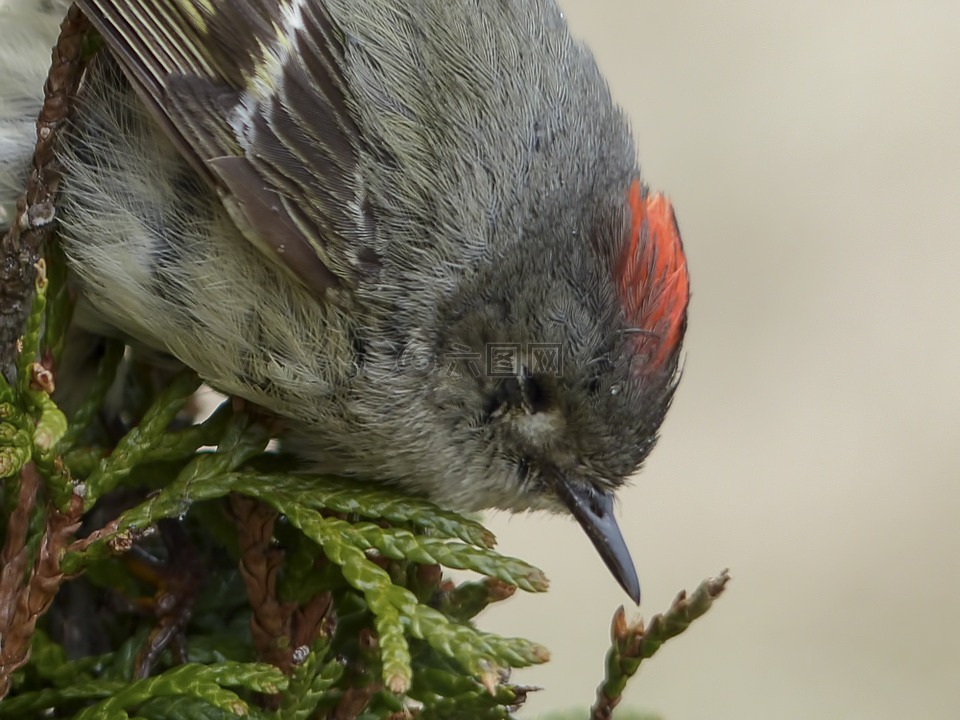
{"left": 0, "top": 0, "right": 688, "bottom": 600}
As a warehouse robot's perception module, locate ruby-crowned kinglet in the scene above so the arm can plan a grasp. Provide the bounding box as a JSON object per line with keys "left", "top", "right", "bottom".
{"left": 0, "top": 0, "right": 689, "bottom": 602}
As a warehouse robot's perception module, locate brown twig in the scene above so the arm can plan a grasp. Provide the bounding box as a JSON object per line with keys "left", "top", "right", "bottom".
{"left": 0, "top": 464, "right": 40, "bottom": 632}
{"left": 230, "top": 494, "right": 296, "bottom": 673}
{"left": 230, "top": 494, "right": 335, "bottom": 710}
{"left": 0, "top": 4, "right": 90, "bottom": 381}
{"left": 65, "top": 513, "right": 124, "bottom": 556}
{"left": 292, "top": 590, "right": 333, "bottom": 652}
{"left": 0, "top": 464, "right": 83, "bottom": 698}
{"left": 330, "top": 682, "right": 383, "bottom": 720}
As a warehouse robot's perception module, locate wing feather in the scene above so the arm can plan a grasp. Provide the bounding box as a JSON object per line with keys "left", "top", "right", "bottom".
{"left": 75, "top": 0, "right": 377, "bottom": 296}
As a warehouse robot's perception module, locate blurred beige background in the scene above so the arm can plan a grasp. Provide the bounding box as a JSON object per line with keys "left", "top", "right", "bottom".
{"left": 482, "top": 1, "right": 960, "bottom": 718}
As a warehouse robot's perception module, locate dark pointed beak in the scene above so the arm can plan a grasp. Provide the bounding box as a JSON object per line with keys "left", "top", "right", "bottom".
{"left": 552, "top": 477, "right": 641, "bottom": 604}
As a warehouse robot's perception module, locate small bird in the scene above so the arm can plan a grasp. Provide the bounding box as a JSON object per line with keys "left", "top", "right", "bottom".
{"left": 0, "top": 0, "right": 689, "bottom": 602}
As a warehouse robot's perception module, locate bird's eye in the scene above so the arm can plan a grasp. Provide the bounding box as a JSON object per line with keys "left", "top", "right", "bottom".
{"left": 521, "top": 374, "right": 550, "bottom": 413}
{"left": 587, "top": 377, "right": 602, "bottom": 395}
